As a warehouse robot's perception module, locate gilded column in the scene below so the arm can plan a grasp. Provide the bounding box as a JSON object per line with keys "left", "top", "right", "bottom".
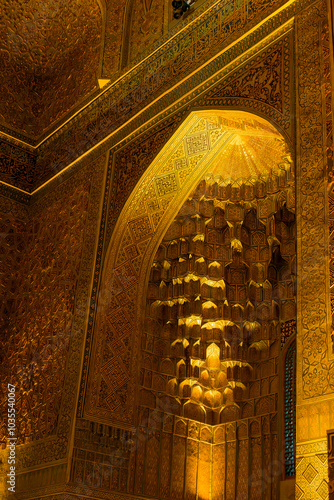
{"left": 296, "top": 2, "right": 334, "bottom": 498}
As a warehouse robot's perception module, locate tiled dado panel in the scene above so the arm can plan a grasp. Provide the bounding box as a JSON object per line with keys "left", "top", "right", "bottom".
{"left": 67, "top": 415, "right": 278, "bottom": 500}
{"left": 296, "top": 441, "right": 329, "bottom": 500}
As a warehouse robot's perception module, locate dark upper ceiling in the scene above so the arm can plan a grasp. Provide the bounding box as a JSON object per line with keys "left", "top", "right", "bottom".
{"left": 0, "top": 0, "right": 103, "bottom": 141}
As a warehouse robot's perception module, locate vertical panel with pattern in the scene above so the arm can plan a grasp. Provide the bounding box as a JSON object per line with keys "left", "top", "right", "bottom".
{"left": 328, "top": 430, "right": 334, "bottom": 500}
{"left": 212, "top": 443, "right": 225, "bottom": 500}
{"left": 226, "top": 441, "right": 236, "bottom": 500}
{"left": 198, "top": 441, "right": 211, "bottom": 500}
{"left": 271, "top": 433, "right": 279, "bottom": 500}
{"left": 185, "top": 439, "right": 198, "bottom": 500}
{"left": 250, "top": 437, "right": 262, "bottom": 500}
{"left": 144, "top": 431, "right": 160, "bottom": 497}
{"left": 134, "top": 429, "right": 146, "bottom": 495}
{"left": 128, "top": 441, "right": 136, "bottom": 493}
{"left": 284, "top": 340, "right": 296, "bottom": 477}
{"left": 237, "top": 438, "right": 249, "bottom": 499}
{"left": 263, "top": 434, "right": 271, "bottom": 499}
{"left": 171, "top": 435, "right": 186, "bottom": 499}
{"left": 160, "top": 432, "right": 172, "bottom": 499}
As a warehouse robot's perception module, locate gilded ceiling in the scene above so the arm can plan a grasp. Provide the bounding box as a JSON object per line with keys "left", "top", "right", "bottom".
{"left": 167, "top": 111, "right": 290, "bottom": 184}
{"left": 198, "top": 111, "right": 290, "bottom": 180}
{"left": 0, "top": 0, "right": 102, "bottom": 139}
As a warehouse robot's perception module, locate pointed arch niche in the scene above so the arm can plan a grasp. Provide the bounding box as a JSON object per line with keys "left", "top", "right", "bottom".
{"left": 88, "top": 110, "right": 296, "bottom": 498}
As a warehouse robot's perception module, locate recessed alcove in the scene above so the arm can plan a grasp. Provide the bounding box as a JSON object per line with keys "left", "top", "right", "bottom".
{"left": 134, "top": 110, "right": 296, "bottom": 497}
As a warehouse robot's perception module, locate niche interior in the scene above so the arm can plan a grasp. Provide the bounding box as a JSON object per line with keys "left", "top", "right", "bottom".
{"left": 137, "top": 112, "right": 296, "bottom": 498}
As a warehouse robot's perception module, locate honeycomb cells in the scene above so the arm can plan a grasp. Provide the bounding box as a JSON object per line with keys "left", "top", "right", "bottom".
{"left": 141, "top": 167, "right": 296, "bottom": 424}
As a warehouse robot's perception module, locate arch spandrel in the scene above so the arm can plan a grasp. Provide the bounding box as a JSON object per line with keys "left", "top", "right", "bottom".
{"left": 86, "top": 109, "right": 294, "bottom": 430}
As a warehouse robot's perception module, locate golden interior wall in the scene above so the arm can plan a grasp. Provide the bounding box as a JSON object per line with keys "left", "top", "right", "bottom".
{"left": 0, "top": 155, "right": 106, "bottom": 496}
{"left": 0, "top": 0, "right": 333, "bottom": 498}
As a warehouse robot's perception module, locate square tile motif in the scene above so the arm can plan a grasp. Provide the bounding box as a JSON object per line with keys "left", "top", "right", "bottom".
{"left": 295, "top": 484, "right": 304, "bottom": 500}
{"left": 185, "top": 132, "right": 210, "bottom": 155}
{"left": 303, "top": 463, "right": 317, "bottom": 484}
{"left": 155, "top": 173, "right": 178, "bottom": 197}
{"left": 316, "top": 480, "right": 328, "bottom": 500}
{"left": 129, "top": 216, "right": 154, "bottom": 241}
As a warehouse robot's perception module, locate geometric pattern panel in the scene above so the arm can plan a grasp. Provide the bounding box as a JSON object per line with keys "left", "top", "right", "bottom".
{"left": 296, "top": 448, "right": 329, "bottom": 500}
{"left": 324, "top": 14, "right": 334, "bottom": 359}
{"left": 295, "top": 10, "right": 333, "bottom": 495}
{"left": 295, "top": 13, "right": 333, "bottom": 500}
